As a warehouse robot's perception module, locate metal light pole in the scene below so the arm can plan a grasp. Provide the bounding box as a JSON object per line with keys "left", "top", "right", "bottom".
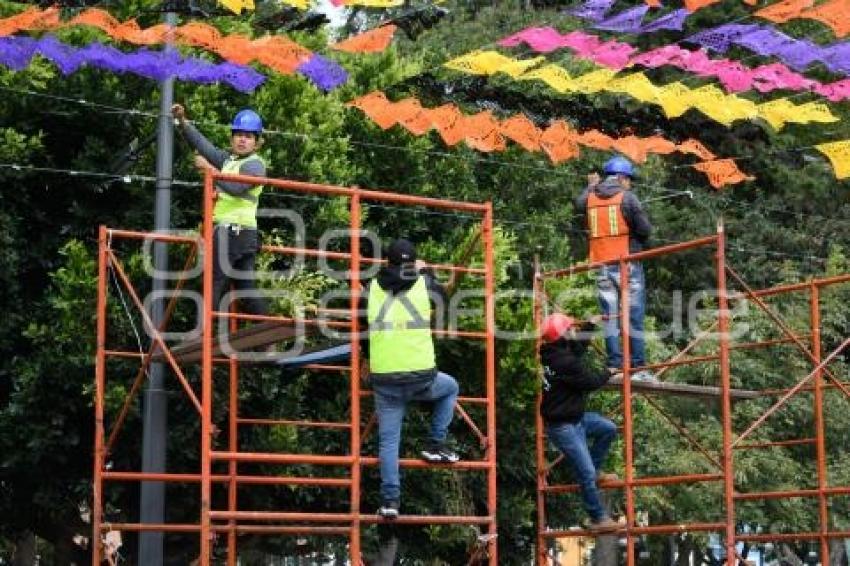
{"left": 139, "top": 6, "right": 176, "bottom": 565}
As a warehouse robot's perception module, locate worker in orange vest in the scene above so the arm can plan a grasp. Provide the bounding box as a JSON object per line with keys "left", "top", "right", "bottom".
{"left": 575, "top": 156, "right": 655, "bottom": 381}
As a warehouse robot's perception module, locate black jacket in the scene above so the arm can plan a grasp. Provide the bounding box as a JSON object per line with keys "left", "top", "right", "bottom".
{"left": 359, "top": 265, "right": 447, "bottom": 386}
{"left": 540, "top": 325, "right": 610, "bottom": 424}
{"left": 575, "top": 177, "right": 652, "bottom": 255}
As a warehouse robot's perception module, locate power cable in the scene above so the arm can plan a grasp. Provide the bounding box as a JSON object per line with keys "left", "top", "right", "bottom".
{"left": 106, "top": 231, "right": 151, "bottom": 380}
{"left": 0, "top": 162, "right": 201, "bottom": 186}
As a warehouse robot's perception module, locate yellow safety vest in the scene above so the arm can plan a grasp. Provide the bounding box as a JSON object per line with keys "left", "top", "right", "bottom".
{"left": 214, "top": 154, "right": 265, "bottom": 227}
{"left": 367, "top": 276, "right": 436, "bottom": 375}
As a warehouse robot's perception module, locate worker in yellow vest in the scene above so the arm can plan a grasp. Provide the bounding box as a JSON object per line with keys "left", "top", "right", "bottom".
{"left": 575, "top": 156, "right": 655, "bottom": 382}
{"left": 362, "top": 239, "right": 460, "bottom": 520}
{"left": 172, "top": 104, "right": 269, "bottom": 317}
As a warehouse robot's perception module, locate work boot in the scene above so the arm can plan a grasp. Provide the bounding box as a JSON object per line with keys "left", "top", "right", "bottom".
{"left": 588, "top": 516, "right": 619, "bottom": 533}
{"left": 420, "top": 442, "right": 460, "bottom": 464}
{"left": 377, "top": 500, "right": 399, "bottom": 520}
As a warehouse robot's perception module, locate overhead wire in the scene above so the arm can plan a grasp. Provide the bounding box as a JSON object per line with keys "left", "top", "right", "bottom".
{"left": 1, "top": 81, "right": 844, "bottom": 225}
{"left": 3, "top": 79, "right": 842, "bottom": 188}
{"left": 0, "top": 153, "right": 830, "bottom": 266}
{"left": 0, "top": 83, "right": 838, "bottom": 264}
{"left": 0, "top": 0, "right": 840, "bottom": 268}
{"left": 105, "top": 230, "right": 151, "bottom": 379}
{"left": 0, "top": 162, "right": 201, "bottom": 186}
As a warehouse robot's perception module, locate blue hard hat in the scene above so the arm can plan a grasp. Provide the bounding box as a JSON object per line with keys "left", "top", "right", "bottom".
{"left": 231, "top": 109, "right": 263, "bottom": 134}
{"left": 603, "top": 155, "right": 637, "bottom": 178}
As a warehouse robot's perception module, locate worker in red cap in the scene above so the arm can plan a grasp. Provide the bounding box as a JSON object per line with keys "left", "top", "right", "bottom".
{"left": 539, "top": 312, "right": 620, "bottom": 532}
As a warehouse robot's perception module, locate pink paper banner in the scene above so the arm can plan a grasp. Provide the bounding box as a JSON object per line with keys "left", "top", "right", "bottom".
{"left": 499, "top": 26, "right": 850, "bottom": 101}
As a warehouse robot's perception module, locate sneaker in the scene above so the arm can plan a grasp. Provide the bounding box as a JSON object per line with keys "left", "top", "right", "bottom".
{"left": 631, "top": 370, "right": 658, "bottom": 383}
{"left": 588, "top": 516, "right": 619, "bottom": 533}
{"left": 377, "top": 500, "right": 399, "bottom": 520}
{"left": 596, "top": 472, "right": 619, "bottom": 484}
{"left": 420, "top": 442, "right": 460, "bottom": 464}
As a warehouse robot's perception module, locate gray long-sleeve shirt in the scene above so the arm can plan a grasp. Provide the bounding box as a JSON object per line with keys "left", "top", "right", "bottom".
{"left": 179, "top": 122, "right": 266, "bottom": 197}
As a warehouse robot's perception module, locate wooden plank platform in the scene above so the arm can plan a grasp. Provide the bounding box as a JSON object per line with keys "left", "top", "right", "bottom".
{"left": 605, "top": 376, "right": 760, "bottom": 400}
{"left": 151, "top": 321, "right": 303, "bottom": 364}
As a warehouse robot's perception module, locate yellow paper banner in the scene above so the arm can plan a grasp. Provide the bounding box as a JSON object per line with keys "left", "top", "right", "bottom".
{"left": 218, "top": 0, "right": 255, "bottom": 14}
{"left": 815, "top": 140, "right": 850, "bottom": 179}
{"left": 444, "top": 50, "right": 839, "bottom": 130}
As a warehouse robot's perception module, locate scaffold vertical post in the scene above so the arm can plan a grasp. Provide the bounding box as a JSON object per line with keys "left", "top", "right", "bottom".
{"left": 619, "top": 257, "right": 636, "bottom": 566}
{"left": 93, "top": 225, "right": 108, "bottom": 566}
{"left": 810, "top": 284, "right": 829, "bottom": 563}
{"left": 227, "top": 309, "right": 239, "bottom": 565}
{"left": 349, "top": 190, "right": 363, "bottom": 563}
{"left": 200, "top": 168, "right": 216, "bottom": 564}
{"left": 533, "top": 256, "right": 548, "bottom": 565}
{"left": 483, "top": 203, "right": 498, "bottom": 564}
{"left": 716, "top": 219, "right": 735, "bottom": 564}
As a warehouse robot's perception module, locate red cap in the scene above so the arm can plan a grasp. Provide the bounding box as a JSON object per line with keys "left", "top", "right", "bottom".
{"left": 541, "top": 313, "right": 577, "bottom": 342}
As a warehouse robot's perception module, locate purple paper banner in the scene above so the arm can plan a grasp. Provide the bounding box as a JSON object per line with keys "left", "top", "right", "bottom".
{"left": 296, "top": 54, "right": 349, "bottom": 92}
{"left": 564, "top": 0, "right": 617, "bottom": 22}
{"left": 686, "top": 24, "right": 850, "bottom": 74}
{"left": 568, "top": 0, "right": 690, "bottom": 34}
{"left": 569, "top": 0, "right": 850, "bottom": 72}
{"left": 0, "top": 35, "right": 266, "bottom": 92}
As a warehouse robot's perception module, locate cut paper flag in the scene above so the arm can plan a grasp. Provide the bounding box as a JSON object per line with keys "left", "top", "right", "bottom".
{"left": 564, "top": 0, "right": 617, "bottom": 22}
{"left": 570, "top": 0, "right": 850, "bottom": 33}
{"left": 499, "top": 27, "right": 850, "bottom": 102}
{"left": 754, "top": 0, "right": 814, "bottom": 23}
{"left": 815, "top": 140, "right": 850, "bottom": 179}
{"left": 218, "top": 0, "right": 255, "bottom": 14}
{"left": 0, "top": 35, "right": 265, "bottom": 92}
{"left": 331, "top": 25, "right": 396, "bottom": 53}
{"left": 332, "top": 0, "right": 404, "bottom": 6}
{"left": 567, "top": 0, "right": 690, "bottom": 34}
{"left": 444, "top": 50, "right": 545, "bottom": 77}
{"left": 0, "top": 7, "right": 348, "bottom": 90}
{"left": 592, "top": 6, "right": 690, "bottom": 34}
{"left": 445, "top": 51, "right": 840, "bottom": 130}
{"left": 692, "top": 159, "right": 754, "bottom": 189}
{"left": 683, "top": 0, "right": 721, "bottom": 10}
{"left": 755, "top": 0, "right": 850, "bottom": 38}
{"left": 686, "top": 24, "right": 850, "bottom": 74}
{"left": 346, "top": 91, "right": 745, "bottom": 187}
{"left": 296, "top": 54, "right": 348, "bottom": 91}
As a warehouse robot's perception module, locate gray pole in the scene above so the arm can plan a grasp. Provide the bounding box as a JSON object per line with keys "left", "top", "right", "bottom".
{"left": 139, "top": 8, "right": 176, "bottom": 565}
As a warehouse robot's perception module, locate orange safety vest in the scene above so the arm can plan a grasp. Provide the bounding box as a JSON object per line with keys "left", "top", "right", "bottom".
{"left": 586, "top": 191, "right": 630, "bottom": 263}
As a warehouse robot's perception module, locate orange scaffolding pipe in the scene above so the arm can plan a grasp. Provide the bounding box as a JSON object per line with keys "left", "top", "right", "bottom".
{"left": 92, "top": 171, "right": 498, "bottom": 565}
{"left": 533, "top": 221, "right": 850, "bottom": 565}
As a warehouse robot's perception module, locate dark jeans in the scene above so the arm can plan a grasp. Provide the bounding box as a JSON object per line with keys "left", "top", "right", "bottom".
{"left": 372, "top": 373, "right": 459, "bottom": 502}
{"left": 597, "top": 262, "right": 646, "bottom": 369}
{"left": 212, "top": 225, "right": 269, "bottom": 316}
{"left": 546, "top": 412, "right": 617, "bottom": 521}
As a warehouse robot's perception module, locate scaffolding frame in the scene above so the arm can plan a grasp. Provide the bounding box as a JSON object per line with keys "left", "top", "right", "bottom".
{"left": 533, "top": 224, "right": 850, "bottom": 565}
{"left": 93, "top": 170, "right": 499, "bottom": 564}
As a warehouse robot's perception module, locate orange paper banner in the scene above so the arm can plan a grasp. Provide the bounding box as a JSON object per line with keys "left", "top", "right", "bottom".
{"left": 692, "top": 159, "right": 754, "bottom": 189}
{"left": 331, "top": 25, "right": 397, "bottom": 53}
{"left": 347, "top": 91, "right": 752, "bottom": 187}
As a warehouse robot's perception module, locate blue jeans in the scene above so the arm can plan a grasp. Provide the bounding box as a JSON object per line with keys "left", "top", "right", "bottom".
{"left": 546, "top": 412, "right": 617, "bottom": 521}
{"left": 597, "top": 262, "right": 646, "bottom": 369}
{"left": 372, "top": 372, "right": 459, "bottom": 502}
